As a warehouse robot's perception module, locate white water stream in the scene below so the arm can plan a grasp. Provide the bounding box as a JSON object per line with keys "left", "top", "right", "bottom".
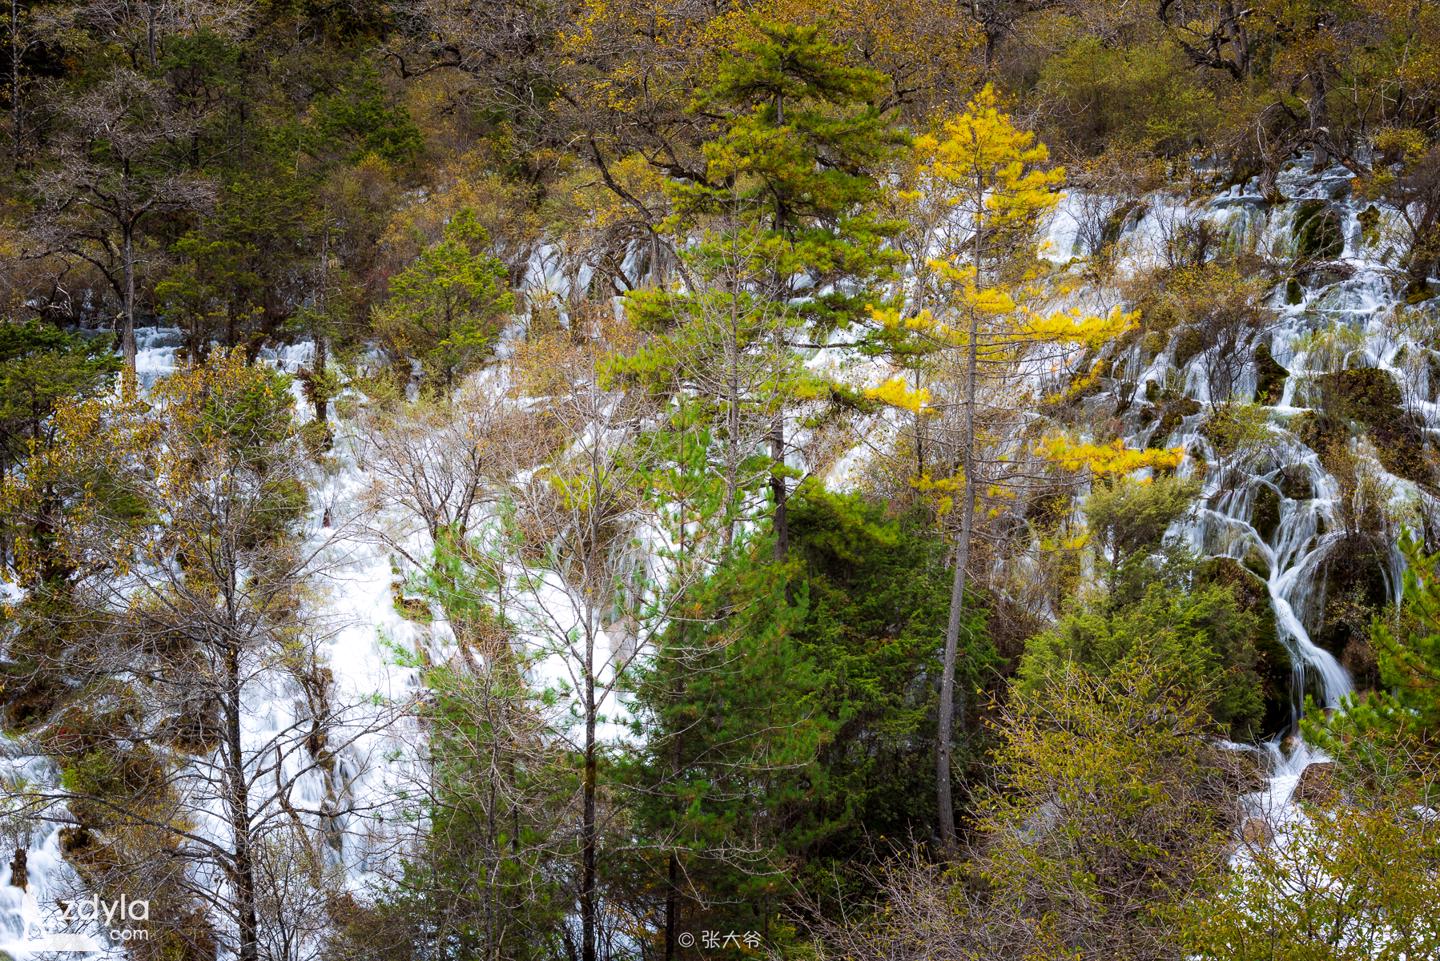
{"left": 1, "top": 155, "right": 1437, "bottom": 957}
{"left": 1042, "top": 156, "right": 1437, "bottom": 817}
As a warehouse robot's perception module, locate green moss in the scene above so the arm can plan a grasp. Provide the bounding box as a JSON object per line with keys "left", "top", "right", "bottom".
{"left": 1154, "top": 392, "right": 1202, "bottom": 440}
{"left": 1241, "top": 544, "right": 1271, "bottom": 580}
{"left": 1294, "top": 200, "right": 1345, "bottom": 260}
{"left": 1251, "top": 484, "right": 1280, "bottom": 541}
{"left": 1173, "top": 324, "right": 1207, "bottom": 369}
{"left": 1358, "top": 204, "right": 1381, "bottom": 248}
{"left": 1277, "top": 464, "right": 1315, "bottom": 501}
{"left": 1292, "top": 410, "right": 1344, "bottom": 469}
{"left": 1404, "top": 281, "right": 1436, "bottom": 304}
{"left": 1254, "top": 341, "right": 1288, "bottom": 404}
{"left": 1320, "top": 367, "right": 1432, "bottom": 485}
{"left": 1285, "top": 276, "right": 1304, "bottom": 304}
{"left": 1326, "top": 366, "right": 1402, "bottom": 421}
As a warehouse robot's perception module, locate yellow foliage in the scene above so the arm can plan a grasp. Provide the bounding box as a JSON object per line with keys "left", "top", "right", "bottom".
{"left": 1022, "top": 305, "right": 1138, "bottom": 348}
{"left": 909, "top": 470, "right": 961, "bottom": 516}
{"left": 865, "top": 375, "right": 932, "bottom": 414}
{"left": 1035, "top": 435, "right": 1184, "bottom": 476}
{"left": 918, "top": 85, "right": 1066, "bottom": 228}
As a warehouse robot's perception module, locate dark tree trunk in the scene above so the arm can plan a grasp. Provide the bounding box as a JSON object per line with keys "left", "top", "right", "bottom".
{"left": 223, "top": 648, "right": 261, "bottom": 961}
{"left": 581, "top": 643, "right": 598, "bottom": 961}
{"left": 121, "top": 225, "right": 137, "bottom": 381}
{"left": 769, "top": 420, "right": 788, "bottom": 564}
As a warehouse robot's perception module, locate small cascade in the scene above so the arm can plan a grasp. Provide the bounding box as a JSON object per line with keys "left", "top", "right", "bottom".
{"left": 0, "top": 339, "right": 427, "bottom": 960}
{"left": 1083, "top": 154, "right": 1440, "bottom": 804}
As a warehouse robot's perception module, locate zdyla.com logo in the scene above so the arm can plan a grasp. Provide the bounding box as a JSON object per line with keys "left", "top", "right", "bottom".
{"left": 17, "top": 890, "right": 150, "bottom": 951}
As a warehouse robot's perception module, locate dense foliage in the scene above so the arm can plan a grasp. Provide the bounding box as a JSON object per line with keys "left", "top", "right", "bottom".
{"left": 0, "top": 1, "right": 1438, "bottom": 960}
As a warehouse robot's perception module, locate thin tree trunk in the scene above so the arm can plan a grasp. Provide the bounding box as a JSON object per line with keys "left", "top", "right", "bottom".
{"left": 663, "top": 607, "right": 688, "bottom": 961}
{"left": 769, "top": 420, "right": 787, "bottom": 563}
{"left": 9, "top": 0, "right": 19, "bottom": 169}
{"left": 937, "top": 201, "right": 986, "bottom": 850}
{"left": 722, "top": 312, "right": 741, "bottom": 554}
{"left": 314, "top": 227, "right": 330, "bottom": 422}
{"left": 224, "top": 649, "right": 261, "bottom": 961}
{"left": 145, "top": 2, "right": 157, "bottom": 68}
{"left": 936, "top": 308, "right": 978, "bottom": 850}
{"left": 581, "top": 634, "right": 598, "bottom": 961}
{"left": 122, "top": 223, "right": 138, "bottom": 386}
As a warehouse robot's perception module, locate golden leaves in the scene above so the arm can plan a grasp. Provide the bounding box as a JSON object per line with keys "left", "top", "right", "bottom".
{"left": 864, "top": 375, "right": 932, "bottom": 414}
{"left": 1035, "top": 436, "right": 1185, "bottom": 477}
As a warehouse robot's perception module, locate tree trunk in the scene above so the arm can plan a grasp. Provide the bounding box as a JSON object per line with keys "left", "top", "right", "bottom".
{"left": 145, "top": 1, "right": 157, "bottom": 68}
{"left": 314, "top": 227, "right": 331, "bottom": 423}
{"left": 122, "top": 224, "right": 138, "bottom": 384}
{"left": 9, "top": 0, "right": 19, "bottom": 169}
{"left": 663, "top": 853, "right": 679, "bottom": 961}
{"left": 313, "top": 335, "right": 329, "bottom": 422}
{"left": 769, "top": 419, "right": 788, "bottom": 564}
{"left": 936, "top": 307, "right": 978, "bottom": 851}
{"left": 581, "top": 636, "right": 598, "bottom": 961}
{"left": 722, "top": 319, "right": 741, "bottom": 554}
{"left": 223, "top": 649, "right": 261, "bottom": 961}
{"left": 1309, "top": 64, "right": 1331, "bottom": 172}
{"left": 663, "top": 618, "right": 688, "bottom": 961}
{"left": 937, "top": 194, "right": 989, "bottom": 850}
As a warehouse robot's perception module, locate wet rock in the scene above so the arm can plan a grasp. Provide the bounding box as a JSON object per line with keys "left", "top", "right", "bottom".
{"left": 1277, "top": 464, "right": 1314, "bottom": 501}
{"left": 1285, "top": 276, "right": 1304, "bottom": 305}
{"left": 1251, "top": 484, "right": 1281, "bottom": 541}
{"left": 1254, "top": 341, "right": 1287, "bottom": 405}
{"left": 1341, "top": 633, "right": 1379, "bottom": 690}
{"left": 1100, "top": 199, "right": 1149, "bottom": 250}
{"left": 8, "top": 847, "right": 26, "bottom": 890}
{"left": 1241, "top": 817, "right": 1274, "bottom": 846}
{"left": 1293, "top": 761, "right": 1337, "bottom": 804}
{"left": 1297, "top": 261, "right": 1355, "bottom": 289}
{"left": 1155, "top": 393, "right": 1202, "bottom": 441}
{"left": 1320, "top": 367, "right": 1431, "bottom": 485}
{"left": 1294, "top": 200, "right": 1345, "bottom": 260}
{"left": 1241, "top": 544, "right": 1271, "bottom": 580}
{"left": 1358, "top": 205, "right": 1381, "bottom": 248}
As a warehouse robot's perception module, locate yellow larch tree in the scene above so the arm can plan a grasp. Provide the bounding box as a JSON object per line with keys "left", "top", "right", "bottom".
{"left": 866, "top": 85, "right": 1179, "bottom": 848}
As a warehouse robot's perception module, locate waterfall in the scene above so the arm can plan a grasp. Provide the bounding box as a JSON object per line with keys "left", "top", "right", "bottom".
{"left": 2, "top": 156, "right": 1437, "bottom": 957}
{"left": 1087, "top": 155, "right": 1438, "bottom": 800}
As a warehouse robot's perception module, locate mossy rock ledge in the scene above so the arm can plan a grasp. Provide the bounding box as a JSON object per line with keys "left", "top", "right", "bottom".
{"left": 1294, "top": 200, "right": 1345, "bottom": 260}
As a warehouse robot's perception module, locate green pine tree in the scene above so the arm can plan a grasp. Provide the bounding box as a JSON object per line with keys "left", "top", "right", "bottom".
{"left": 614, "top": 18, "right": 902, "bottom": 561}
{"left": 374, "top": 209, "right": 514, "bottom": 396}
{"left": 621, "top": 484, "right": 992, "bottom": 954}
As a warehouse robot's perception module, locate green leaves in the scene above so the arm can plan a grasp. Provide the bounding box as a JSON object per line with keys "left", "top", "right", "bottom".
{"left": 622, "top": 486, "right": 991, "bottom": 939}
{"left": 0, "top": 321, "right": 119, "bottom": 461}
{"left": 1312, "top": 532, "right": 1440, "bottom": 792}
{"left": 374, "top": 209, "right": 515, "bottom": 394}
{"left": 1018, "top": 555, "right": 1267, "bottom": 739}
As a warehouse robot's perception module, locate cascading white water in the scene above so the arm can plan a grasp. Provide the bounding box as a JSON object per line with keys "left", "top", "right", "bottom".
{"left": 2, "top": 156, "right": 1437, "bottom": 957}
{"left": 1055, "top": 155, "right": 1439, "bottom": 805}
{"left": 0, "top": 335, "right": 433, "bottom": 960}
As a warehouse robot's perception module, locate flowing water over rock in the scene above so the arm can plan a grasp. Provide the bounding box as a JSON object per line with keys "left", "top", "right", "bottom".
{"left": 1047, "top": 155, "right": 1438, "bottom": 806}
{"left": 2, "top": 155, "right": 1438, "bottom": 957}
